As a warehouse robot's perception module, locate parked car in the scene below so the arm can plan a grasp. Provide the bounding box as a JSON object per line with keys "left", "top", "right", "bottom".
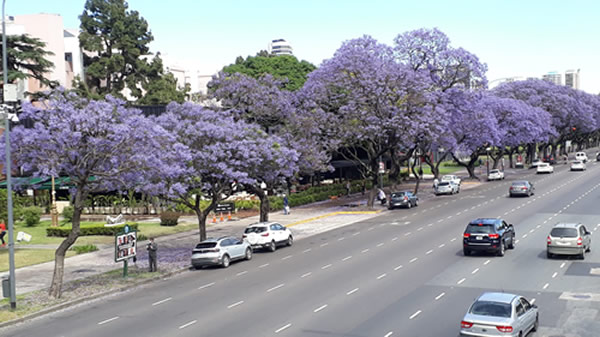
{"left": 570, "top": 160, "right": 586, "bottom": 171}
{"left": 547, "top": 223, "right": 592, "bottom": 259}
{"left": 487, "top": 169, "right": 504, "bottom": 181}
{"left": 435, "top": 181, "right": 460, "bottom": 195}
{"left": 460, "top": 292, "right": 538, "bottom": 337}
{"left": 509, "top": 181, "right": 534, "bottom": 197}
{"left": 596, "top": 152, "right": 600, "bottom": 161}
{"left": 543, "top": 154, "right": 556, "bottom": 164}
{"left": 530, "top": 159, "right": 543, "bottom": 168}
{"left": 575, "top": 151, "right": 588, "bottom": 163}
{"left": 441, "top": 174, "right": 461, "bottom": 186}
{"left": 514, "top": 161, "right": 524, "bottom": 169}
{"left": 388, "top": 191, "right": 418, "bottom": 209}
{"left": 191, "top": 236, "right": 252, "bottom": 269}
{"left": 463, "top": 218, "right": 515, "bottom": 256}
{"left": 243, "top": 222, "right": 293, "bottom": 252}
{"left": 536, "top": 162, "right": 554, "bottom": 174}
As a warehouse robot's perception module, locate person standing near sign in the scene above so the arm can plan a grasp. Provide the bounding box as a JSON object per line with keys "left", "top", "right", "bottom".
{"left": 147, "top": 237, "right": 158, "bottom": 272}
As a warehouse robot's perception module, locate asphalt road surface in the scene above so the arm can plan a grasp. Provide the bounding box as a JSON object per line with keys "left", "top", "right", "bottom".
{"left": 4, "top": 158, "right": 600, "bottom": 337}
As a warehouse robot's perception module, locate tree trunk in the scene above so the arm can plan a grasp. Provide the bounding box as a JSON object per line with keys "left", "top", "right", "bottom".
{"left": 194, "top": 208, "right": 209, "bottom": 242}
{"left": 411, "top": 158, "right": 421, "bottom": 195}
{"left": 246, "top": 184, "right": 270, "bottom": 222}
{"left": 49, "top": 187, "right": 84, "bottom": 298}
{"left": 507, "top": 148, "right": 515, "bottom": 168}
{"left": 367, "top": 187, "right": 376, "bottom": 208}
{"left": 452, "top": 152, "right": 479, "bottom": 180}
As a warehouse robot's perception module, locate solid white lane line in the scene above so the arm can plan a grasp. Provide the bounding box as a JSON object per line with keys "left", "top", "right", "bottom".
{"left": 282, "top": 255, "right": 293, "bottom": 260}
{"left": 410, "top": 258, "right": 418, "bottom": 263}
{"left": 301, "top": 272, "right": 312, "bottom": 278}
{"left": 321, "top": 264, "right": 332, "bottom": 270}
{"left": 342, "top": 255, "right": 352, "bottom": 261}
{"left": 457, "top": 278, "right": 466, "bottom": 285}
{"left": 198, "top": 282, "right": 215, "bottom": 290}
{"left": 409, "top": 310, "right": 422, "bottom": 319}
{"left": 347, "top": 288, "right": 359, "bottom": 295}
{"left": 543, "top": 283, "right": 549, "bottom": 290}
{"left": 560, "top": 262, "right": 566, "bottom": 268}
{"left": 552, "top": 272, "right": 558, "bottom": 278}
{"left": 362, "top": 248, "right": 370, "bottom": 253}
{"left": 178, "top": 320, "right": 197, "bottom": 330}
{"left": 98, "top": 316, "right": 119, "bottom": 325}
{"left": 152, "top": 297, "right": 172, "bottom": 306}
{"left": 227, "top": 301, "right": 244, "bottom": 309}
{"left": 237, "top": 271, "right": 248, "bottom": 276}
{"left": 302, "top": 248, "right": 312, "bottom": 253}
{"left": 435, "top": 292, "right": 446, "bottom": 300}
{"left": 426, "top": 249, "right": 433, "bottom": 255}
{"left": 472, "top": 268, "right": 479, "bottom": 274}
{"left": 394, "top": 265, "right": 403, "bottom": 271}
{"left": 267, "top": 284, "right": 285, "bottom": 292}
{"left": 313, "top": 304, "right": 328, "bottom": 313}
{"left": 275, "top": 323, "right": 292, "bottom": 333}
{"left": 384, "top": 332, "right": 393, "bottom": 337}
{"left": 377, "top": 273, "right": 387, "bottom": 280}
{"left": 438, "top": 243, "right": 445, "bottom": 248}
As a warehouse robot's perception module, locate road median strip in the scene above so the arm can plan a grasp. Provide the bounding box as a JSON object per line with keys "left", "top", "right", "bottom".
{"left": 286, "top": 210, "right": 382, "bottom": 228}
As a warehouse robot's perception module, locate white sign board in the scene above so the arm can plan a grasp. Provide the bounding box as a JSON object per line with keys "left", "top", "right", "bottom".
{"left": 115, "top": 230, "right": 137, "bottom": 262}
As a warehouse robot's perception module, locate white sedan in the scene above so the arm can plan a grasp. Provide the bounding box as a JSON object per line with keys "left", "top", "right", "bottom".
{"left": 570, "top": 160, "right": 586, "bottom": 171}
{"left": 487, "top": 169, "right": 504, "bottom": 181}
{"left": 536, "top": 162, "right": 554, "bottom": 174}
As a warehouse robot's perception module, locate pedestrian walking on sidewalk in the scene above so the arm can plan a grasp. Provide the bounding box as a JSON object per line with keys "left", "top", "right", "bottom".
{"left": 283, "top": 194, "right": 290, "bottom": 215}
{"left": 147, "top": 237, "right": 158, "bottom": 272}
{"left": 433, "top": 178, "right": 439, "bottom": 190}
{"left": 0, "top": 221, "right": 6, "bottom": 247}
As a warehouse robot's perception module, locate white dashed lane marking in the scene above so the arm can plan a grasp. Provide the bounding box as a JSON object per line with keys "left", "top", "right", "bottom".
{"left": 313, "top": 304, "right": 328, "bottom": 313}
{"left": 98, "top": 316, "right": 119, "bottom": 325}
{"left": 275, "top": 324, "right": 292, "bottom": 333}
{"left": 178, "top": 320, "right": 197, "bottom": 330}
{"left": 198, "top": 282, "right": 215, "bottom": 290}
{"left": 347, "top": 288, "right": 359, "bottom": 295}
{"left": 435, "top": 292, "right": 445, "bottom": 300}
{"left": 267, "top": 284, "right": 285, "bottom": 292}
{"left": 152, "top": 297, "right": 172, "bottom": 306}
{"left": 409, "top": 310, "right": 422, "bottom": 319}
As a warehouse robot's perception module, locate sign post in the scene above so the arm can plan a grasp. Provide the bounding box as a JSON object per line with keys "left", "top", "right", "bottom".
{"left": 115, "top": 225, "right": 137, "bottom": 278}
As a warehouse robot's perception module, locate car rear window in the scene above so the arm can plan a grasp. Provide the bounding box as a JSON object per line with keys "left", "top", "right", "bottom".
{"left": 466, "top": 224, "right": 494, "bottom": 234}
{"left": 490, "top": 170, "right": 499, "bottom": 174}
{"left": 391, "top": 192, "right": 406, "bottom": 198}
{"left": 195, "top": 242, "right": 217, "bottom": 249}
{"left": 438, "top": 182, "right": 450, "bottom": 186}
{"left": 244, "top": 226, "right": 267, "bottom": 234}
{"left": 470, "top": 301, "right": 512, "bottom": 318}
{"left": 550, "top": 227, "right": 578, "bottom": 238}
{"left": 572, "top": 161, "right": 581, "bottom": 164}
{"left": 512, "top": 182, "right": 526, "bottom": 186}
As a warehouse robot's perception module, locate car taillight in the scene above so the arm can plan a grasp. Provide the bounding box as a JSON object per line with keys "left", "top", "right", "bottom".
{"left": 404, "top": 196, "right": 408, "bottom": 201}
{"left": 547, "top": 236, "right": 552, "bottom": 245}
{"left": 463, "top": 233, "right": 470, "bottom": 238}
{"left": 489, "top": 234, "right": 500, "bottom": 239}
{"left": 577, "top": 238, "right": 583, "bottom": 246}
{"left": 509, "top": 187, "right": 513, "bottom": 190}
{"left": 461, "top": 321, "right": 473, "bottom": 328}
{"left": 261, "top": 232, "right": 270, "bottom": 237}
{"left": 496, "top": 325, "right": 513, "bottom": 332}
{"left": 522, "top": 187, "right": 527, "bottom": 190}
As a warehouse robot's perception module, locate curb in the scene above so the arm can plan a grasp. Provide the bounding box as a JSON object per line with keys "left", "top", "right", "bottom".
{"left": 286, "top": 210, "right": 383, "bottom": 228}
{"left": 0, "top": 267, "right": 190, "bottom": 329}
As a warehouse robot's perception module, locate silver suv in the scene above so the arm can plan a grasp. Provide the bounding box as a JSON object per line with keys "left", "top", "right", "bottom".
{"left": 191, "top": 236, "right": 252, "bottom": 269}
{"left": 547, "top": 223, "right": 592, "bottom": 259}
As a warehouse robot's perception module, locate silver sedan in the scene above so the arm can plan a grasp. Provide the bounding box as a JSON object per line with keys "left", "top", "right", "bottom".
{"left": 460, "top": 292, "right": 538, "bottom": 337}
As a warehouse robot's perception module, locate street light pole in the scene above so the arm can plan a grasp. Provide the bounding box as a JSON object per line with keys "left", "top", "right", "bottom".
{"left": 2, "top": 0, "right": 17, "bottom": 309}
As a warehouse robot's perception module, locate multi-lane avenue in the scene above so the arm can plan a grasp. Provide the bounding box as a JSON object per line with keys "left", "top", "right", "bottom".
{"left": 4, "top": 156, "right": 600, "bottom": 337}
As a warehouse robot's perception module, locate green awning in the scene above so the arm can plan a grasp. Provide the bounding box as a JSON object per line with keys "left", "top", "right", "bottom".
{"left": 38, "top": 177, "right": 72, "bottom": 190}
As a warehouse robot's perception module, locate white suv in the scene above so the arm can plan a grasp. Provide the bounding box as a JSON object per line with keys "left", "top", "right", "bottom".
{"left": 575, "top": 152, "right": 588, "bottom": 163}
{"left": 243, "top": 222, "right": 293, "bottom": 252}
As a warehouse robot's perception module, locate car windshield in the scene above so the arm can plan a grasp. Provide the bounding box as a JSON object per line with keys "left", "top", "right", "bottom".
{"left": 438, "top": 182, "right": 450, "bottom": 186}
{"left": 550, "top": 227, "right": 578, "bottom": 238}
{"left": 470, "top": 301, "right": 512, "bottom": 318}
{"left": 466, "top": 224, "right": 494, "bottom": 234}
{"left": 489, "top": 170, "right": 499, "bottom": 174}
{"left": 244, "top": 226, "right": 267, "bottom": 234}
{"left": 195, "top": 242, "right": 217, "bottom": 249}
{"left": 391, "top": 192, "right": 406, "bottom": 198}
{"left": 512, "top": 182, "right": 527, "bottom": 187}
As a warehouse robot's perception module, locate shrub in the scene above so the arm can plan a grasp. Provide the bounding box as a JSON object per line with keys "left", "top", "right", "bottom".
{"left": 71, "top": 244, "right": 98, "bottom": 254}
{"left": 62, "top": 206, "right": 74, "bottom": 223}
{"left": 22, "top": 206, "right": 42, "bottom": 227}
{"left": 137, "top": 233, "right": 148, "bottom": 241}
{"left": 160, "top": 211, "right": 180, "bottom": 226}
{"left": 46, "top": 223, "right": 139, "bottom": 237}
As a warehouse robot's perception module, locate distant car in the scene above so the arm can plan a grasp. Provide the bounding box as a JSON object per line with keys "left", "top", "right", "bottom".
{"left": 436, "top": 181, "right": 460, "bottom": 195}
{"left": 460, "top": 292, "right": 539, "bottom": 337}
{"left": 596, "top": 152, "right": 600, "bottom": 161}
{"left": 191, "top": 236, "right": 252, "bottom": 269}
{"left": 530, "top": 159, "right": 543, "bottom": 168}
{"left": 441, "top": 174, "right": 461, "bottom": 186}
{"left": 514, "top": 161, "right": 524, "bottom": 169}
{"left": 575, "top": 151, "right": 588, "bottom": 163}
{"left": 243, "top": 222, "right": 293, "bottom": 252}
{"left": 536, "top": 162, "right": 554, "bottom": 174}
{"left": 570, "top": 160, "right": 586, "bottom": 171}
{"left": 509, "top": 181, "right": 534, "bottom": 197}
{"left": 543, "top": 154, "right": 556, "bottom": 164}
{"left": 388, "top": 191, "right": 418, "bottom": 209}
{"left": 547, "top": 223, "right": 592, "bottom": 259}
{"left": 487, "top": 169, "right": 504, "bottom": 181}
{"left": 463, "top": 218, "right": 515, "bottom": 256}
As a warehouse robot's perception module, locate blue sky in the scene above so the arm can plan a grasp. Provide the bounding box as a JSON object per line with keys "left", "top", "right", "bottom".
{"left": 9, "top": 0, "right": 600, "bottom": 93}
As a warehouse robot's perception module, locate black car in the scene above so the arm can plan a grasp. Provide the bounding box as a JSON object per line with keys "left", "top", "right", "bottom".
{"left": 509, "top": 180, "right": 534, "bottom": 197}
{"left": 596, "top": 152, "right": 600, "bottom": 161}
{"left": 543, "top": 155, "right": 556, "bottom": 164}
{"left": 463, "top": 218, "right": 515, "bottom": 256}
{"left": 388, "top": 191, "right": 418, "bottom": 209}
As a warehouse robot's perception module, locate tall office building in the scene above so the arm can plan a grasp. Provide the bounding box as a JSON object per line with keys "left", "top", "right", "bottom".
{"left": 542, "top": 71, "right": 562, "bottom": 85}
{"left": 564, "top": 69, "right": 580, "bottom": 89}
{"left": 268, "top": 39, "right": 293, "bottom": 56}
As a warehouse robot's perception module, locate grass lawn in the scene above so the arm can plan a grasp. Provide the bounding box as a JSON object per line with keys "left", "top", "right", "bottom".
{"left": 0, "top": 249, "right": 77, "bottom": 272}
{"left": 403, "top": 161, "right": 463, "bottom": 176}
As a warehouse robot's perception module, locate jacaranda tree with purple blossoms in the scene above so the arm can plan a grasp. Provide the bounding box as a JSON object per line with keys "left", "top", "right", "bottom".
{"left": 6, "top": 91, "right": 165, "bottom": 298}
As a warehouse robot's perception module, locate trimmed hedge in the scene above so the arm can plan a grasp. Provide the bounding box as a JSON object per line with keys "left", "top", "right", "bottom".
{"left": 46, "top": 223, "right": 139, "bottom": 237}
{"left": 160, "top": 211, "right": 180, "bottom": 226}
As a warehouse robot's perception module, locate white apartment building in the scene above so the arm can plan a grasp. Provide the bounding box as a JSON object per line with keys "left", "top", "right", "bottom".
{"left": 268, "top": 39, "right": 293, "bottom": 56}
{"left": 542, "top": 71, "right": 562, "bottom": 85}
{"left": 564, "top": 69, "right": 580, "bottom": 90}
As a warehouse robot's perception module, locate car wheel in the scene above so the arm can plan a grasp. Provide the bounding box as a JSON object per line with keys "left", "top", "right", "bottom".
{"left": 547, "top": 251, "right": 553, "bottom": 259}
{"left": 497, "top": 242, "right": 505, "bottom": 256}
{"left": 221, "top": 254, "right": 230, "bottom": 268}
{"left": 415, "top": 199, "right": 419, "bottom": 206}
{"left": 245, "top": 248, "right": 252, "bottom": 260}
{"left": 532, "top": 315, "right": 539, "bottom": 332}
{"left": 407, "top": 202, "right": 412, "bottom": 209}
{"left": 508, "top": 236, "right": 515, "bottom": 249}
{"left": 287, "top": 235, "right": 294, "bottom": 247}
{"left": 586, "top": 244, "right": 591, "bottom": 253}
{"left": 268, "top": 240, "right": 277, "bottom": 252}
{"left": 463, "top": 248, "right": 470, "bottom": 256}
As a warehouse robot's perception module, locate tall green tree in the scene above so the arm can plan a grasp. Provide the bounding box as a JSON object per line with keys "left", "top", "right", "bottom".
{"left": 221, "top": 54, "right": 316, "bottom": 91}
{"left": 137, "top": 55, "right": 190, "bottom": 105}
{"left": 79, "top": 0, "right": 153, "bottom": 99}
{"left": 0, "top": 34, "right": 56, "bottom": 87}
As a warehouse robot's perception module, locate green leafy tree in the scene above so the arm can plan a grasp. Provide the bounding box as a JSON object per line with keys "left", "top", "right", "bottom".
{"left": 78, "top": 0, "right": 153, "bottom": 99}
{"left": 221, "top": 54, "right": 316, "bottom": 91}
{"left": 0, "top": 34, "right": 56, "bottom": 87}
{"left": 137, "top": 55, "right": 189, "bottom": 105}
